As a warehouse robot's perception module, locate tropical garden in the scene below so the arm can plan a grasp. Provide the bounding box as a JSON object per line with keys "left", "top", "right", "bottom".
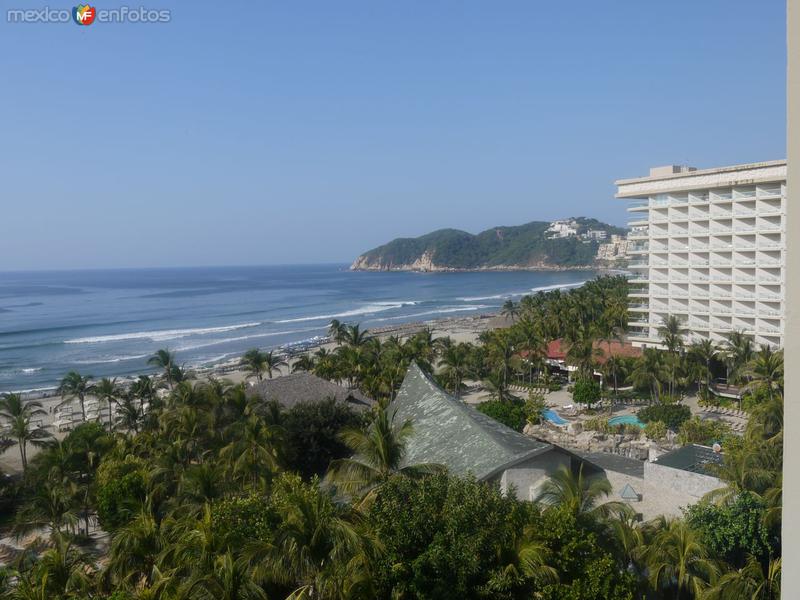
{"left": 0, "top": 276, "right": 783, "bottom": 599}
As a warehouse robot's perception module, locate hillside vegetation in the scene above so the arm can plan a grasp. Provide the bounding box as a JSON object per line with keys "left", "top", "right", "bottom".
{"left": 351, "top": 217, "right": 625, "bottom": 271}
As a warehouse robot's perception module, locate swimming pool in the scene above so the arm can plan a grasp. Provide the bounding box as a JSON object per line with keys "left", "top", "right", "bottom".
{"left": 543, "top": 409, "right": 568, "bottom": 426}
{"left": 608, "top": 414, "right": 645, "bottom": 428}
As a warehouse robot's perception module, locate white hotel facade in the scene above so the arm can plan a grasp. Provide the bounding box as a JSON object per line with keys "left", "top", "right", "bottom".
{"left": 616, "top": 160, "right": 786, "bottom": 349}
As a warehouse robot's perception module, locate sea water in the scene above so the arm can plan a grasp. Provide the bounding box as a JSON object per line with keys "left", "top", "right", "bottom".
{"left": 0, "top": 264, "right": 595, "bottom": 393}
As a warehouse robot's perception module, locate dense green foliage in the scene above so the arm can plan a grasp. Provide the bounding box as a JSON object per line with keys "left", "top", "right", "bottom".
{"left": 685, "top": 492, "right": 778, "bottom": 568}
{"left": 282, "top": 398, "right": 365, "bottom": 478}
{"left": 638, "top": 404, "right": 692, "bottom": 430}
{"left": 0, "top": 275, "right": 784, "bottom": 600}
{"left": 476, "top": 398, "right": 527, "bottom": 432}
{"left": 572, "top": 378, "right": 601, "bottom": 407}
{"left": 354, "top": 218, "right": 626, "bottom": 269}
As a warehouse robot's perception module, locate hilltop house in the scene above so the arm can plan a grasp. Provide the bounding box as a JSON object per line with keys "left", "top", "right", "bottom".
{"left": 391, "top": 364, "right": 591, "bottom": 500}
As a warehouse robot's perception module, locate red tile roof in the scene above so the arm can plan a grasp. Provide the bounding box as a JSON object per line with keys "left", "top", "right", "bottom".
{"left": 545, "top": 338, "right": 642, "bottom": 365}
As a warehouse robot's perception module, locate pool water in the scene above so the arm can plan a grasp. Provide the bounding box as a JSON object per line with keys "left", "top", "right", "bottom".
{"left": 608, "top": 414, "right": 645, "bottom": 428}
{"left": 543, "top": 409, "right": 568, "bottom": 426}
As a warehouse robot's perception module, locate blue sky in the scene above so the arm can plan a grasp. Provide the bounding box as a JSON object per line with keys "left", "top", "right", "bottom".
{"left": 0, "top": 0, "right": 786, "bottom": 270}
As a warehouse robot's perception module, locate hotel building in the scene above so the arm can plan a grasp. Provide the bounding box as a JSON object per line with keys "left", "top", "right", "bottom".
{"left": 616, "top": 160, "right": 786, "bottom": 348}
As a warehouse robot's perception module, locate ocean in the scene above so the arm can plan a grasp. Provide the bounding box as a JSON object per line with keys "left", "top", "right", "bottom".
{"left": 0, "top": 264, "right": 595, "bottom": 393}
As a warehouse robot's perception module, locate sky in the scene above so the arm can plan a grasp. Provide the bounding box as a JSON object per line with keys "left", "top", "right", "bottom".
{"left": 0, "top": 0, "right": 787, "bottom": 270}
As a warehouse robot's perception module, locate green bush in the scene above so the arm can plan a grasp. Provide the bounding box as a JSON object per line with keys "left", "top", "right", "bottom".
{"left": 94, "top": 457, "right": 147, "bottom": 531}
{"left": 572, "top": 378, "right": 601, "bottom": 408}
{"left": 685, "top": 492, "right": 778, "bottom": 568}
{"left": 638, "top": 404, "right": 691, "bottom": 430}
{"left": 211, "top": 492, "right": 279, "bottom": 548}
{"left": 477, "top": 399, "right": 527, "bottom": 432}
{"left": 643, "top": 420, "right": 667, "bottom": 441}
{"left": 524, "top": 392, "right": 547, "bottom": 425}
{"left": 583, "top": 417, "right": 610, "bottom": 433}
{"left": 282, "top": 398, "right": 365, "bottom": 479}
{"left": 678, "top": 417, "right": 732, "bottom": 446}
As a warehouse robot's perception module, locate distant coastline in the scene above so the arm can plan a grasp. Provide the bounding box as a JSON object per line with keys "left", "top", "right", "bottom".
{"left": 350, "top": 263, "right": 614, "bottom": 273}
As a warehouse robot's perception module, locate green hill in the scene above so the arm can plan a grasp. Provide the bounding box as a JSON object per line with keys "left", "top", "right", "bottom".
{"left": 350, "top": 218, "right": 626, "bottom": 271}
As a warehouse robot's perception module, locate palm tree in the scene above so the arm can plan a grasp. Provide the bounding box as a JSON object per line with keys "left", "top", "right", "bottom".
{"left": 645, "top": 517, "right": 718, "bottom": 599}
{"left": 501, "top": 299, "right": 520, "bottom": 322}
{"left": 14, "top": 479, "right": 79, "bottom": 538}
{"left": 240, "top": 349, "right": 268, "bottom": 382}
{"left": 220, "top": 414, "right": 282, "bottom": 489}
{"left": 326, "top": 407, "right": 439, "bottom": 504}
{"left": 262, "top": 350, "right": 288, "bottom": 379}
{"left": 629, "top": 348, "right": 668, "bottom": 403}
{"left": 328, "top": 319, "right": 347, "bottom": 344}
{"left": 116, "top": 393, "right": 143, "bottom": 433}
{"left": 721, "top": 331, "right": 754, "bottom": 385}
{"left": 0, "top": 393, "right": 50, "bottom": 473}
{"left": 184, "top": 551, "right": 267, "bottom": 600}
{"left": 688, "top": 339, "right": 718, "bottom": 399}
{"left": 108, "top": 509, "right": 164, "bottom": 588}
{"left": 534, "top": 464, "right": 619, "bottom": 517}
{"left": 658, "top": 315, "right": 685, "bottom": 398}
{"left": 245, "top": 482, "right": 377, "bottom": 599}
{"left": 291, "top": 354, "right": 316, "bottom": 373}
{"left": 704, "top": 555, "right": 780, "bottom": 600}
{"left": 437, "top": 343, "right": 471, "bottom": 398}
{"left": 565, "top": 335, "right": 603, "bottom": 380}
{"left": 148, "top": 348, "right": 177, "bottom": 389}
{"left": 57, "top": 371, "right": 94, "bottom": 422}
{"left": 342, "top": 324, "right": 370, "bottom": 348}
{"left": 14, "top": 532, "right": 92, "bottom": 598}
{"left": 743, "top": 346, "right": 783, "bottom": 402}
{"left": 94, "top": 377, "right": 121, "bottom": 431}
{"left": 601, "top": 355, "right": 627, "bottom": 396}
{"left": 484, "top": 330, "right": 516, "bottom": 388}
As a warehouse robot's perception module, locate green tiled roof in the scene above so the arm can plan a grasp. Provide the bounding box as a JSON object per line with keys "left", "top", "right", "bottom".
{"left": 652, "top": 444, "right": 723, "bottom": 476}
{"left": 391, "top": 364, "right": 552, "bottom": 481}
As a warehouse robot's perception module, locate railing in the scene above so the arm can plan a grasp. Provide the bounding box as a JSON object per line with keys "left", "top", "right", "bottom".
{"left": 757, "top": 186, "right": 782, "bottom": 197}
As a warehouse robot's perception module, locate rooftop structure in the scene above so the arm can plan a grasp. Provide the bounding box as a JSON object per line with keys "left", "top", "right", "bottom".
{"left": 616, "top": 160, "right": 786, "bottom": 348}
{"left": 651, "top": 443, "right": 724, "bottom": 477}
{"left": 545, "top": 338, "right": 643, "bottom": 366}
{"left": 246, "top": 372, "right": 373, "bottom": 411}
{"left": 391, "top": 363, "right": 580, "bottom": 499}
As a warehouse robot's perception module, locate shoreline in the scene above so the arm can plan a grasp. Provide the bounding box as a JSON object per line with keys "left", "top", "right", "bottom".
{"left": 10, "top": 311, "right": 498, "bottom": 401}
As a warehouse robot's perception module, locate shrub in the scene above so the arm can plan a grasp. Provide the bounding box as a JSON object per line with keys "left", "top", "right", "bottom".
{"left": 583, "top": 417, "right": 610, "bottom": 433}
{"left": 282, "top": 398, "right": 365, "bottom": 479}
{"left": 638, "top": 404, "right": 691, "bottom": 430}
{"left": 685, "top": 492, "right": 778, "bottom": 568}
{"left": 524, "top": 392, "right": 547, "bottom": 425}
{"left": 572, "top": 378, "right": 601, "bottom": 408}
{"left": 678, "top": 417, "right": 732, "bottom": 446}
{"left": 477, "top": 399, "right": 526, "bottom": 432}
{"left": 643, "top": 420, "right": 667, "bottom": 441}
{"left": 211, "top": 492, "right": 279, "bottom": 548}
{"left": 94, "top": 457, "right": 147, "bottom": 531}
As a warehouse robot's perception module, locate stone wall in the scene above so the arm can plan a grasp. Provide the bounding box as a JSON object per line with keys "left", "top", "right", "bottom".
{"left": 499, "top": 450, "right": 570, "bottom": 501}
{"left": 644, "top": 461, "right": 723, "bottom": 500}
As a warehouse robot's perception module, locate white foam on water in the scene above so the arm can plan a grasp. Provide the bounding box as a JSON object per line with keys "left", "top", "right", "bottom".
{"left": 371, "top": 305, "right": 489, "bottom": 322}
{"left": 458, "top": 281, "right": 586, "bottom": 302}
{"left": 274, "top": 303, "right": 411, "bottom": 324}
{"left": 71, "top": 353, "right": 150, "bottom": 365}
{"left": 174, "top": 327, "right": 321, "bottom": 352}
{"left": 64, "top": 322, "right": 262, "bottom": 344}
